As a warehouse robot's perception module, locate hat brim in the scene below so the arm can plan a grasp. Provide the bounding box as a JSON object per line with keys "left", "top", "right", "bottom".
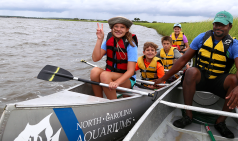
{"left": 213, "top": 18, "right": 229, "bottom": 25}
{"left": 108, "top": 17, "right": 133, "bottom": 29}
{"left": 173, "top": 26, "right": 181, "bottom": 28}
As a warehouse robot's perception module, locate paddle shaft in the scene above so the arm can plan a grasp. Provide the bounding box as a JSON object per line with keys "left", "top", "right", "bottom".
{"left": 81, "top": 60, "right": 97, "bottom": 67}
{"left": 80, "top": 60, "right": 169, "bottom": 86}
{"left": 160, "top": 100, "right": 238, "bottom": 119}
{"left": 44, "top": 70, "right": 152, "bottom": 96}
{"left": 204, "top": 123, "right": 216, "bottom": 141}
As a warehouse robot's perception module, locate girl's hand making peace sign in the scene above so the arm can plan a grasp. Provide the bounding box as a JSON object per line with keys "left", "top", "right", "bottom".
{"left": 96, "top": 23, "right": 104, "bottom": 40}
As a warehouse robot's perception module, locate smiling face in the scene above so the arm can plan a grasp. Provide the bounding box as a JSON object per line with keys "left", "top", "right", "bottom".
{"left": 143, "top": 46, "right": 157, "bottom": 60}
{"left": 173, "top": 27, "right": 181, "bottom": 35}
{"left": 162, "top": 40, "right": 172, "bottom": 53}
{"left": 111, "top": 23, "right": 129, "bottom": 39}
{"left": 213, "top": 22, "right": 232, "bottom": 39}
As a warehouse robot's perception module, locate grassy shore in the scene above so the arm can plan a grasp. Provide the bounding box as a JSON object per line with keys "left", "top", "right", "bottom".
{"left": 134, "top": 18, "right": 238, "bottom": 44}
{"left": 134, "top": 19, "right": 238, "bottom": 74}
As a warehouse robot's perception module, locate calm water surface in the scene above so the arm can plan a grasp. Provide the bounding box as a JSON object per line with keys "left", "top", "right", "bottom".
{"left": 0, "top": 18, "right": 163, "bottom": 115}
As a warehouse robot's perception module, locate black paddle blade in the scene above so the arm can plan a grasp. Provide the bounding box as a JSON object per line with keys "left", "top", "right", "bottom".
{"left": 37, "top": 65, "right": 74, "bottom": 82}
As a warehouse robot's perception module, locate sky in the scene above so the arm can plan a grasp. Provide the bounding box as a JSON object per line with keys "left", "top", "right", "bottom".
{"left": 0, "top": 0, "right": 238, "bottom": 23}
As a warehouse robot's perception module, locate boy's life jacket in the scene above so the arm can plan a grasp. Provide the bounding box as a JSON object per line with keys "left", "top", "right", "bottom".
{"left": 195, "top": 30, "right": 234, "bottom": 79}
{"left": 160, "top": 47, "right": 177, "bottom": 69}
{"left": 137, "top": 55, "right": 163, "bottom": 81}
{"left": 171, "top": 32, "right": 185, "bottom": 50}
{"left": 105, "top": 32, "right": 138, "bottom": 77}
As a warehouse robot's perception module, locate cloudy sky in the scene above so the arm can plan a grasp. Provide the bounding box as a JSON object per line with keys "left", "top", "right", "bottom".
{"left": 0, "top": 0, "right": 237, "bottom": 23}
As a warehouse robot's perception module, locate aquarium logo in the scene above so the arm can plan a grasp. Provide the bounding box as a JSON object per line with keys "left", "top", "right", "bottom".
{"left": 14, "top": 113, "right": 61, "bottom": 141}
{"left": 224, "top": 39, "right": 232, "bottom": 45}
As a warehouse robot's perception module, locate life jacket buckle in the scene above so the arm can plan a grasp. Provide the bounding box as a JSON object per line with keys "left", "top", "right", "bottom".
{"left": 209, "top": 58, "right": 214, "bottom": 63}
{"left": 142, "top": 69, "right": 147, "bottom": 72}
{"left": 210, "top": 48, "right": 216, "bottom": 53}
{"left": 208, "top": 65, "right": 213, "bottom": 69}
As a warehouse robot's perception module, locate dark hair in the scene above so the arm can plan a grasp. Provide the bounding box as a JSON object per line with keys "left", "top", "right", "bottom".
{"left": 143, "top": 42, "right": 158, "bottom": 51}
{"left": 125, "top": 32, "right": 136, "bottom": 47}
{"left": 161, "top": 36, "right": 172, "bottom": 44}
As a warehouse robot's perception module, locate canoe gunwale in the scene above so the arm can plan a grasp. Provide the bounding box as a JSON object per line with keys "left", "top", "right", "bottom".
{"left": 12, "top": 76, "right": 177, "bottom": 108}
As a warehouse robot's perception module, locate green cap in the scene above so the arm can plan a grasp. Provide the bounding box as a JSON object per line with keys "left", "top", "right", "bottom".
{"left": 213, "top": 11, "right": 233, "bottom": 25}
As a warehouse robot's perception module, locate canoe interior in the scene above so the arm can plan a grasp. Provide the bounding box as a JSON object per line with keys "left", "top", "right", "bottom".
{"left": 126, "top": 85, "right": 238, "bottom": 141}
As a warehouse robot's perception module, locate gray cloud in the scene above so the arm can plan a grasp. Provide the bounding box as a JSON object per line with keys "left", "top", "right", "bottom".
{"left": 0, "top": 0, "right": 237, "bottom": 22}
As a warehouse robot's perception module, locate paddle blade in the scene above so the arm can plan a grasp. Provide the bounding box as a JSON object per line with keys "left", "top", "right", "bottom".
{"left": 37, "top": 65, "right": 73, "bottom": 82}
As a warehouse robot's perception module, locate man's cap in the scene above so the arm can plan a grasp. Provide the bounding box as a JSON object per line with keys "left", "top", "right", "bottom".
{"left": 173, "top": 23, "right": 181, "bottom": 28}
{"left": 213, "top": 11, "right": 233, "bottom": 25}
{"left": 108, "top": 16, "right": 133, "bottom": 29}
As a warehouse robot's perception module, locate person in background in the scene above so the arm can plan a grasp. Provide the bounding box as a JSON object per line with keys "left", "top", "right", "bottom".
{"left": 135, "top": 42, "right": 164, "bottom": 89}
{"left": 90, "top": 16, "right": 138, "bottom": 100}
{"left": 157, "top": 36, "right": 189, "bottom": 82}
{"left": 154, "top": 11, "right": 238, "bottom": 139}
{"left": 171, "top": 23, "right": 190, "bottom": 54}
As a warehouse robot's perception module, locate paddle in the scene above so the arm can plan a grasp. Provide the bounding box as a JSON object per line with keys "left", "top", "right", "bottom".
{"left": 80, "top": 59, "right": 169, "bottom": 86}
{"left": 37, "top": 65, "right": 159, "bottom": 99}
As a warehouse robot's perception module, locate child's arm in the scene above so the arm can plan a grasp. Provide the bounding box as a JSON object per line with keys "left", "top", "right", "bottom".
{"left": 182, "top": 35, "right": 190, "bottom": 51}
{"left": 92, "top": 23, "right": 106, "bottom": 62}
{"left": 135, "top": 62, "right": 139, "bottom": 71}
{"left": 113, "top": 61, "right": 136, "bottom": 86}
{"left": 157, "top": 63, "right": 165, "bottom": 79}
{"left": 183, "top": 42, "right": 190, "bottom": 51}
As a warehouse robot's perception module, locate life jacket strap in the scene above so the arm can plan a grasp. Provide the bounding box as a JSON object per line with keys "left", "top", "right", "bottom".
{"left": 142, "top": 78, "right": 157, "bottom": 81}
{"left": 106, "top": 64, "right": 127, "bottom": 73}
{"left": 197, "top": 55, "right": 227, "bottom": 65}
{"left": 164, "top": 64, "right": 173, "bottom": 67}
{"left": 139, "top": 69, "right": 157, "bottom": 73}
{"left": 161, "top": 58, "right": 175, "bottom": 60}
{"left": 106, "top": 56, "right": 128, "bottom": 64}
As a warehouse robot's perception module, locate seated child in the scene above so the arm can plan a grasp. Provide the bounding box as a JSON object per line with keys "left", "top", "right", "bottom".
{"left": 90, "top": 16, "right": 138, "bottom": 100}
{"left": 135, "top": 42, "right": 164, "bottom": 89}
{"left": 170, "top": 23, "right": 190, "bottom": 54}
{"left": 156, "top": 36, "right": 188, "bottom": 82}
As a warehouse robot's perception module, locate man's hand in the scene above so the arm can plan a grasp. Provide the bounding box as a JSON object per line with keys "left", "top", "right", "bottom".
{"left": 153, "top": 78, "right": 164, "bottom": 87}
{"left": 226, "top": 86, "right": 238, "bottom": 109}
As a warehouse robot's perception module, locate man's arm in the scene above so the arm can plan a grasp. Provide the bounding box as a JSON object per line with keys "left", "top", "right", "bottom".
{"left": 154, "top": 48, "right": 196, "bottom": 85}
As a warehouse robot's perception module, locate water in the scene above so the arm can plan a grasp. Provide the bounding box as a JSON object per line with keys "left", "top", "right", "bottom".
{"left": 0, "top": 18, "right": 163, "bottom": 115}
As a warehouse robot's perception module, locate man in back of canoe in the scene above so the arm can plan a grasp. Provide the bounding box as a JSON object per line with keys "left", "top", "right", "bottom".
{"left": 153, "top": 11, "right": 238, "bottom": 139}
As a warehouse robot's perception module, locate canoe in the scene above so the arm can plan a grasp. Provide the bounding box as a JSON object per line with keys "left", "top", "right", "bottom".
{"left": 0, "top": 77, "right": 181, "bottom": 141}
{"left": 123, "top": 82, "right": 238, "bottom": 141}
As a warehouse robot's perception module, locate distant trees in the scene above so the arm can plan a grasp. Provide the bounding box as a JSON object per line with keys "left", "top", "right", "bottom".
{"left": 134, "top": 18, "right": 140, "bottom": 22}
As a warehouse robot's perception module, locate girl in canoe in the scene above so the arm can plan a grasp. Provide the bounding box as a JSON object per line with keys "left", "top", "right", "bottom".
{"left": 171, "top": 23, "right": 190, "bottom": 54}
{"left": 90, "top": 16, "right": 138, "bottom": 100}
